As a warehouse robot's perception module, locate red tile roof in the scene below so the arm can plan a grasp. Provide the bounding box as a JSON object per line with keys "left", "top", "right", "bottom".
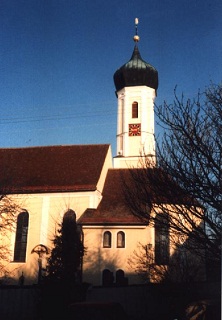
{"left": 0, "top": 144, "right": 110, "bottom": 193}
{"left": 78, "top": 168, "right": 195, "bottom": 226}
{"left": 78, "top": 169, "right": 147, "bottom": 226}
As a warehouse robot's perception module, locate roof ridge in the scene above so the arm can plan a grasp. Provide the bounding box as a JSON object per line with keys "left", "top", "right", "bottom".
{"left": 0, "top": 143, "right": 110, "bottom": 151}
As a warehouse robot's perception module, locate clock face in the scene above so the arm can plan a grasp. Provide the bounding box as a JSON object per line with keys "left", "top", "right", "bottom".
{"left": 129, "top": 123, "right": 141, "bottom": 136}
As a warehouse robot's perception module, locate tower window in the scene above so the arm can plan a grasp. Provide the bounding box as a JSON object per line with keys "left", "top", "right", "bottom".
{"left": 14, "top": 211, "right": 29, "bottom": 262}
{"left": 103, "top": 231, "right": 112, "bottom": 248}
{"left": 132, "top": 101, "right": 138, "bottom": 118}
{"left": 117, "top": 231, "right": 125, "bottom": 248}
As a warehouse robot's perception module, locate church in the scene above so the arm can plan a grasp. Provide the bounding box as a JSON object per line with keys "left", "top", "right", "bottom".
{"left": 0, "top": 21, "right": 204, "bottom": 286}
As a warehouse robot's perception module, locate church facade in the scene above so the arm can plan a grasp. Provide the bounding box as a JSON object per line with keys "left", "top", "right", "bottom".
{"left": 0, "top": 22, "right": 205, "bottom": 286}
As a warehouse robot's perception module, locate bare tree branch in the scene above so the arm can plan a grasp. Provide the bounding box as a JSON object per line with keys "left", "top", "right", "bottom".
{"left": 0, "top": 194, "right": 22, "bottom": 276}
{"left": 126, "top": 84, "right": 221, "bottom": 281}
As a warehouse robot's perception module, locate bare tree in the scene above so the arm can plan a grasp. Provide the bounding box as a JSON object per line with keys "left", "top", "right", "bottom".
{"left": 0, "top": 194, "right": 21, "bottom": 278}
{"left": 126, "top": 84, "right": 221, "bottom": 281}
{"left": 128, "top": 241, "right": 204, "bottom": 283}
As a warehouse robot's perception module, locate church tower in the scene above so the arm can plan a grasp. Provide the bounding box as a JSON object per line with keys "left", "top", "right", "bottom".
{"left": 113, "top": 19, "right": 158, "bottom": 168}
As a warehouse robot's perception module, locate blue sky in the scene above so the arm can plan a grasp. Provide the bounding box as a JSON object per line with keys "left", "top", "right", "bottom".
{"left": 0, "top": 0, "right": 221, "bottom": 155}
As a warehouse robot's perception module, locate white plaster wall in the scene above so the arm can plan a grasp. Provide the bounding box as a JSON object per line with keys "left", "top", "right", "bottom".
{"left": 115, "top": 86, "right": 156, "bottom": 168}
{"left": 2, "top": 190, "right": 103, "bottom": 284}
{"left": 82, "top": 225, "right": 152, "bottom": 285}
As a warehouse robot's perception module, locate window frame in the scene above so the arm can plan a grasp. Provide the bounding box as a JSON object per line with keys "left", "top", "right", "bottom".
{"left": 13, "top": 211, "right": 29, "bottom": 262}
{"left": 116, "top": 231, "right": 125, "bottom": 248}
{"left": 154, "top": 213, "right": 169, "bottom": 265}
{"left": 103, "top": 231, "right": 112, "bottom": 248}
{"left": 132, "top": 101, "right": 138, "bottom": 118}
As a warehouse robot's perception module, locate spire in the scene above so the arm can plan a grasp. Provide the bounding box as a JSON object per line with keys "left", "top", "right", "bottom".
{"left": 133, "top": 18, "right": 140, "bottom": 43}
{"left": 130, "top": 45, "right": 142, "bottom": 60}
{"left": 113, "top": 18, "right": 158, "bottom": 93}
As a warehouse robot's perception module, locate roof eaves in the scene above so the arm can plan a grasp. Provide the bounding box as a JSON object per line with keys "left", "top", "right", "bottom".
{"left": 78, "top": 221, "right": 147, "bottom": 226}
{"left": 2, "top": 184, "right": 97, "bottom": 194}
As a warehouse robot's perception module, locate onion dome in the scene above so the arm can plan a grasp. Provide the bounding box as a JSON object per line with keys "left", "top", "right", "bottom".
{"left": 113, "top": 19, "right": 158, "bottom": 93}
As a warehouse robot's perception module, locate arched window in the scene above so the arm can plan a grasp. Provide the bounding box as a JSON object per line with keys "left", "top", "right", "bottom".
{"left": 132, "top": 101, "right": 138, "bottom": 118}
{"left": 63, "top": 209, "right": 76, "bottom": 222}
{"left": 117, "top": 231, "right": 125, "bottom": 248}
{"left": 155, "top": 213, "right": 169, "bottom": 265}
{"left": 63, "top": 209, "right": 84, "bottom": 243}
{"left": 103, "top": 231, "right": 112, "bottom": 248}
{"left": 116, "top": 269, "right": 128, "bottom": 285}
{"left": 102, "top": 269, "right": 114, "bottom": 286}
{"left": 14, "top": 211, "right": 29, "bottom": 262}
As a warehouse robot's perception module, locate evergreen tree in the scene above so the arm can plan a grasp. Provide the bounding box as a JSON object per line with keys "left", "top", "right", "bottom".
{"left": 47, "top": 209, "right": 84, "bottom": 284}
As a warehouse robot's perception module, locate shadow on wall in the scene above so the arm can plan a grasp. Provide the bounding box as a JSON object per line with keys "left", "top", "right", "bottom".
{"left": 128, "top": 220, "right": 207, "bottom": 284}
{"left": 83, "top": 243, "right": 129, "bottom": 286}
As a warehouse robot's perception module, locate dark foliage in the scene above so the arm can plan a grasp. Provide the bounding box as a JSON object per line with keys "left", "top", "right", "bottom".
{"left": 46, "top": 209, "right": 84, "bottom": 284}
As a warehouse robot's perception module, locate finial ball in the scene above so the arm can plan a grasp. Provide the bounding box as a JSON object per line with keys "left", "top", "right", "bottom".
{"left": 133, "top": 35, "right": 140, "bottom": 42}
{"left": 135, "top": 18, "right": 139, "bottom": 25}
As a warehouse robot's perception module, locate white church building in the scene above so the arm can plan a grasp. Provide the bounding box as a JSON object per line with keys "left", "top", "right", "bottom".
{"left": 0, "top": 22, "right": 204, "bottom": 286}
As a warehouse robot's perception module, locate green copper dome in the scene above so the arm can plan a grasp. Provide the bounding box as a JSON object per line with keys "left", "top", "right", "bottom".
{"left": 113, "top": 45, "right": 158, "bottom": 93}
